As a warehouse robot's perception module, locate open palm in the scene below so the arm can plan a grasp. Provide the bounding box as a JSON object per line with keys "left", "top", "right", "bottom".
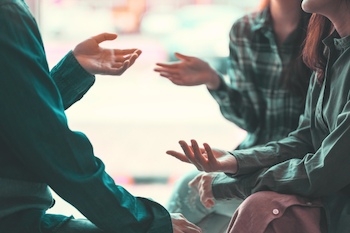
{"left": 167, "top": 140, "right": 237, "bottom": 174}
{"left": 73, "top": 33, "right": 142, "bottom": 76}
{"left": 154, "top": 53, "right": 219, "bottom": 89}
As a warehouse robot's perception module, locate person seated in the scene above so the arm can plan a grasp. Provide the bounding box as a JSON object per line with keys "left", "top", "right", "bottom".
{"left": 167, "top": 0, "right": 350, "bottom": 231}
{"left": 154, "top": 0, "right": 311, "bottom": 232}
{"left": 0, "top": 1, "right": 201, "bottom": 232}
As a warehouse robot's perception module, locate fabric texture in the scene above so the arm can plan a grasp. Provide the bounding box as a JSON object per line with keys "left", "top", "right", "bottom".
{"left": 227, "top": 191, "right": 324, "bottom": 233}
{"left": 212, "top": 30, "right": 350, "bottom": 233}
{"left": 0, "top": 0, "right": 172, "bottom": 232}
{"left": 166, "top": 6, "right": 310, "bottom": 233}
{"left": 209, "top": 6, "right": 307, "bottom": 150}
{"left": 166, "top": 170, "right": 237, "bottom": 233}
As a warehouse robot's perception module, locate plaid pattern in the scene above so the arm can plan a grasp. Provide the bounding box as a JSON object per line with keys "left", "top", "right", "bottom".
{"left": 210, "top": 7, "right": 307, "bottom": 150}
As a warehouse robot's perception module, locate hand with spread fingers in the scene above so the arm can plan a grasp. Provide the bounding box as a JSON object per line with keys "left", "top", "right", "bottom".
{"left": 189, "top": 172, "right": 219, "bottom": 209}
{"left": 73, "top": 32, "right": 142, "bottom": 76}
{"left": 154, "top": 52, "right": 221, "bottom": 90}
{"left": 166, "top": 139, "right": 237, "bottom": 174}
{"left": 171, "top": 213, "right": 202, "bottom": 233}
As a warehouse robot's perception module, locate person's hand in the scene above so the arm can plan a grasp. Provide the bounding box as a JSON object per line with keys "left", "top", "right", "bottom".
{"left": 189, "top": 172, "right": 218, "bottom": 209}
{"left": 73, "top": 33, "right": 142, "bottom": 76}
{"left": 167, "top": 140, "right": 237, "bottom": 174}
{"left": 171, "top": 213, "right": 202, "bottom": 233}
{"left": 154, "top": 53, "right": 220, "bottom": 90}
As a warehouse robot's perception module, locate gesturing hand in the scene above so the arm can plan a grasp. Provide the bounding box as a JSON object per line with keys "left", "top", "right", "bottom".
{"left": 189, "top": 172, "right": 219, "bottom": 209}
{"left": 171, "top": 213, "right": 202, "bottom": 233}
{"left": 73, "top": 33, "right": 142, "bottom": 76}
{"left": 154, "top": 53, "right": 220, "bottom": 90}
{"left": 166, "top": 140, "right": 237, "bottom": 174}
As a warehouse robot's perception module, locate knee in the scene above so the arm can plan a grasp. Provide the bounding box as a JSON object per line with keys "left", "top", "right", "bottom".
{"left": 173, "top": 169, "right": 201, "bottom": 192}
{"left": 241, "top": 191, "right": 277, "bottom": 209}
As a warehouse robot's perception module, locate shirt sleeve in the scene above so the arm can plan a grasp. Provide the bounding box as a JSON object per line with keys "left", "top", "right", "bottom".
{"left": 212, "top": 76, "right": 350, "bottom": 200}
{"left": 0, "top": 3, "right": 172, "bottom": 233}
{"left": 50, "top": 51, "right": 96, "bottom": 110}
{"left": 208, "top": 20, "right": 260, "bottom": 133}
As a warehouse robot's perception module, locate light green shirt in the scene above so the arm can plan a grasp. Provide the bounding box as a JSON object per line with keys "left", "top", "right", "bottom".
{"left": 212, "top": 30, "right": 350, "bottom": 232}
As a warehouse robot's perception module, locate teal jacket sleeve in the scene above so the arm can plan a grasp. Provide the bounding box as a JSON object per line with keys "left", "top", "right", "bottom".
{"left": 0, "top": 2, "right": 172, "bottom": 233}
{"left": 50, "top": 51, "right": 96, "bottom": 110}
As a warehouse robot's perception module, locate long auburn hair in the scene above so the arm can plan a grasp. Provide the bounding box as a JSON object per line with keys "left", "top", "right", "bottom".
{"left": 259, "top": 0, "right": 312, "bottom": 99}
{"left": 302, "top": 14, "right": 333, "bottom": 84}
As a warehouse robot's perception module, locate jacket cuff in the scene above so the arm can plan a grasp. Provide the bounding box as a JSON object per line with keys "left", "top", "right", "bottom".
{"left": 51, "top": 51, "right": 95, "bottom": 109}
{"left": 211, "top": 173, "right": 246, "bottom": 200}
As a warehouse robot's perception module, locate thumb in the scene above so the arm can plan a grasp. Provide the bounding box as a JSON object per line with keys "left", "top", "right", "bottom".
{"left": 92, "top": 33, "right": 118, "bottom": 44}
{"left": 174, "top": 52, "right": 192, "bottom": 61}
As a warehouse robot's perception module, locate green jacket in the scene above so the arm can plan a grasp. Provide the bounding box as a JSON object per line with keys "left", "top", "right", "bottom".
{"left": 0, "top": 0, "right": 171, "bottom": 232}
{"left": 212, "top": 30, "right": 350, "bottom": 232}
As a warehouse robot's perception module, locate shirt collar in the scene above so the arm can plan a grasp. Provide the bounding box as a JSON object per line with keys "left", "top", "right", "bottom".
{"left": 322, "top": 29, "right": 350, "bottom": 53}
{"left": 251, "top": 5, "right": 272, "bottom": 32}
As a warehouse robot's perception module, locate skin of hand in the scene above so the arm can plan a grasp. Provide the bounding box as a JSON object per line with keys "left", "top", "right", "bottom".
{"left": 154, "top": 52, "right": 221, "bottom": 90}
{"left": 166, "top": 140, "right": 238, "bottom": 174}
{"left": 171, "top": 213, "right": 202, "bottom": 233}
{"left": 189, "top": 172, "right": 219, "bottom": 209}
{"left": 73, "top": 32, "right": 142, "bottom": 76}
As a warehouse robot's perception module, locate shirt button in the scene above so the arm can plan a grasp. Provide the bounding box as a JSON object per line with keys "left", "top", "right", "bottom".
{"left": 306, "top": 202, "right": 312, "bottom": 206}
{"left": 272, "top": 209, "right": 279, "bottom": 215}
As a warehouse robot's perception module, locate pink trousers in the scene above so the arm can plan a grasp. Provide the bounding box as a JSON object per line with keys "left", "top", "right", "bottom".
{"left": 226, "top": 191, "right": 324, "bottom": 233}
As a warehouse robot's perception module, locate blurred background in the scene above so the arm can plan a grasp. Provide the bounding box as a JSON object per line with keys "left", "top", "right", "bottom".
{"left": 26, "top": 0, "right": 259, "bottom": 218}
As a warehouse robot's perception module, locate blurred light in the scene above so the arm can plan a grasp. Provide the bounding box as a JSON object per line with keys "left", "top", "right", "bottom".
{"left": 112, "top": 174, "right": 134, "bottom": 185}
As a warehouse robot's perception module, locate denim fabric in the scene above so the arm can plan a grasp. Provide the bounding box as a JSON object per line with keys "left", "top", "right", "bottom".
{"left": 166, "top": 170, "right": 241, "bottom": 233}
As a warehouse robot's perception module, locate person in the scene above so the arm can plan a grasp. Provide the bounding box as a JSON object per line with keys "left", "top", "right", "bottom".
{"left": 154, "top": 0, "right": 312, "bottom": 232}
{"left": 167, "top": 0, "right": 350, "bottom": 231}
{"left": 0, "top": 0, "right": 202, "bottom": 232}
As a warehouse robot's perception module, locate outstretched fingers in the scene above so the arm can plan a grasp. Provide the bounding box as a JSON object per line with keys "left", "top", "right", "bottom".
{"left": 174, "top": 52, "right": 192, "bottom": 61}
{"left": 179, "top": 140, "right": 198, "bottom": 166}
{"left": 166, "top": 150, "right": 190, "bottom": 163}
{"left": 191, "top": 140, "right": 206, "bottom": 171}
{"left": 154, "top": 67, "right": 179, "bottom": 75}
{"left": 156, "top": 63, "right": 179, "bottom": 69}
{"left": 203, "top": 143, "right": 216, "bottom": 164}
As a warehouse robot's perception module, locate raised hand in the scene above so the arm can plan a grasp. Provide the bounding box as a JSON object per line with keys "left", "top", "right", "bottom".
{"left": 171, "top": 213, "right": 202, "bottom": 233}
{"left": 154, "top": 53, "right": 221, "bottom": 90}
{"left": 167, "top": 140, "right": 237, "bottom": 174}
{"left": 189, "top": 172, "right": 219, "bottom": 209}
{"left": 73, "top": 33, "right": 142, "bottom": 76}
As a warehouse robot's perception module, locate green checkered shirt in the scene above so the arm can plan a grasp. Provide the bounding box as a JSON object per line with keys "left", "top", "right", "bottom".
{"left": 210, "top": 7, "right": 307, "bottom": 150}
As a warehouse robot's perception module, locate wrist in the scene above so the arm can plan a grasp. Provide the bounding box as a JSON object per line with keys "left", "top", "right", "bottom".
{"left": 205, "top": 69, "right": 221, "bottom": 90}
{"left": 223, "top": 154, "right": 238, "bottom": 174}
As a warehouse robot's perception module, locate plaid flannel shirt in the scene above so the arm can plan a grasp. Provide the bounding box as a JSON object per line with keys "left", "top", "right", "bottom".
{"left": 210, "top": 7, "right": 307, "bottom": 150}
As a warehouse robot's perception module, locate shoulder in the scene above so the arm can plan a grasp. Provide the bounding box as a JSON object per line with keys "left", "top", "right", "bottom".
{"left": 229, "top": 10, "right": 266, "bottom": 41}
{"left": 0, "top": 0, "right": 27, "bottom": 8}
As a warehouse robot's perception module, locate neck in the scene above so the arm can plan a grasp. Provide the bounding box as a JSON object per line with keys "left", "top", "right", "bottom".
{"left": 327, "top": 3, "right": 350, "bottom": 38}
{"left": 270, "top": 0, "right": 302, "bottom": 46}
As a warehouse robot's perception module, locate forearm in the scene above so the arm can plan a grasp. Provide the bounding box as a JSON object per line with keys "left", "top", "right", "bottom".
{"left": 48, "top": 157, "right": 172, "bottom": 232}
{"left": 0, "top": 4, "right": 172, "bottom": 232}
